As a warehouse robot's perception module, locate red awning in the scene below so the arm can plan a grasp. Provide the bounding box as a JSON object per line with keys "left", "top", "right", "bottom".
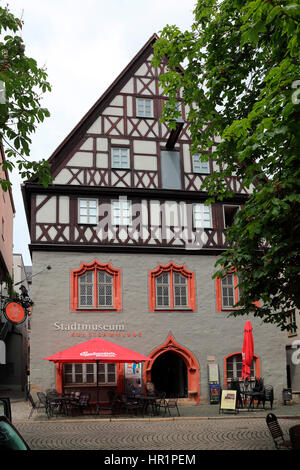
{"left": 241, "top": 321, "right": 254, "bottom": 380}
{"left": 44, "top": 337, "right": 151, "bottom": 364}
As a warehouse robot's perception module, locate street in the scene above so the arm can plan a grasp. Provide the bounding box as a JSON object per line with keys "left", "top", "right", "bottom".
{"left": 14, "top": 416, "right": 297, "bottom": 450}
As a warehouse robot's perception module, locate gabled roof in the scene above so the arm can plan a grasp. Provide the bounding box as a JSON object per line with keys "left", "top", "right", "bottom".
{"left": 48, "top": 33, "right": 159, "bottom": 176}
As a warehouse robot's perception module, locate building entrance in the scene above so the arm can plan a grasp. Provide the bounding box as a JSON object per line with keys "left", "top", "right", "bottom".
{"left": 151, "top": 351, "right": 188, "bottom": 398}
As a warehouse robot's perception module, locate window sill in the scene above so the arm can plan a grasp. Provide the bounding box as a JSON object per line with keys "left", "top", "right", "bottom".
{"left": 78, "top": 223, "right": 98, "bottom": 226}
{"left": 154, "top": 308, "right": 194, "bottom": 312}
{"left": 75, "top": 308, "right": 118, "bottom": 312}
{"left": 136, "top": 115, "right": 154, "bottom": 119}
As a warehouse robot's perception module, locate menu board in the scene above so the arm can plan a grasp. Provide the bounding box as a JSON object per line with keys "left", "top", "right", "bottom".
{"left": 220, "top": 390, "right": 237, "bottom": 411}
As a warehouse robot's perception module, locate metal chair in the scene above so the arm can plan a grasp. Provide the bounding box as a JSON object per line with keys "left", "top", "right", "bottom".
{"left": 263, "top": 385, "right": 274, "bottom": 409}
{"left": 266, "top": 413, "right": 292, "bottom": 449}
{"left": 230, "top": 379, "right": 244, "bottom": 408}
{"left": 157, "top": 396, "right": 180, "bottom": 416}
{"left": 248, "top": 377, "right": 265, "bottom": 409}
{"left": 289, "top": 424, "right": 300, "bottom": 449}
{"left": 71, "top": 393, "right": 91, "bottom": 415}
{"left": 27, "top": 393, "right": 37, "bottom": 419}
{"left": 37, "top": 392, "right": 51, "bottom": 418}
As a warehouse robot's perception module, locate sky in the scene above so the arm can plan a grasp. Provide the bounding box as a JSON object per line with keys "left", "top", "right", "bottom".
{"left": 7, "top": 0, "right": 197, "bottom": 267}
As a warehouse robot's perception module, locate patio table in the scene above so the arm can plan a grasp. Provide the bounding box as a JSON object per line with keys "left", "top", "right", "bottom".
{"left": 138, "top": 396, "right": 161, "bottom": 415}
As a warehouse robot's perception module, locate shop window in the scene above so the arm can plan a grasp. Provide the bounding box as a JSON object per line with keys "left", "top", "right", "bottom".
{"left": 63, "top": 363, "right": 116, "bottom": 385}
{"left": 70, "top": 259, "right": 121, "bottom": 311}
{"left": 149, "top": 262, "right": 196, "bottom": 312}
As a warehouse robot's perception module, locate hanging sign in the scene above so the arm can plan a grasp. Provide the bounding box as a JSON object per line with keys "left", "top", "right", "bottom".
{"left": 3, "top": 301, "right": 26, "bottom": 325}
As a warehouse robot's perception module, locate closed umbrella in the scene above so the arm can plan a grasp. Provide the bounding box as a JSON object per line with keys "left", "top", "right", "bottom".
{"left": 241, "top": 321, "right": 254, "bottom": 380}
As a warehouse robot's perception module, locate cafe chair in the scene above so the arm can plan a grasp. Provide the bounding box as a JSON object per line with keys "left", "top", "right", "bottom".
{"left": 97, "top": 391, "right": 119, "bottom": 415}
{"left": 157, "top": 396, "right": 180, "bottom": 417}
{"left": 27, "top": 393, "right": 38, "bottom": 419}
{"left": 37, "top": 392, "right": 51, "bottom": 418}
{"left": 263, "top": 385, "right": 274, "bottom": 410}
{"left": 71, "top": 393, "right": 91, "bottom": 415}
{"left": 230, "top": 379, "right": 244, "bottom": 408}
{"left": 289, "top": 425, "right": 300, "bottom": 449}
{"left": 266, "top": 413, "right": 292, "bottom": 449}
{"left": 119, "top": 394, "right": 143, "bottom": 415}
{"left": 248, "top": 377, "right": 265, "bottom": 410}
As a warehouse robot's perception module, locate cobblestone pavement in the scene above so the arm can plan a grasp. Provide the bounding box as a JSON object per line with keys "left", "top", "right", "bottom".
{"left": 14, "top": 417, "right": 299, "bottom": 450}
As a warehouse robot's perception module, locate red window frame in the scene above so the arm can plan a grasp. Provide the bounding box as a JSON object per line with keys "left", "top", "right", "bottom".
{"left": 216, "top": 269, "right": 259, "bottom": 312}
{"left": 70, "top": 259, "right": 121, "bottom": 312}
{"left": 149, "top": 261, "right": 196, "bottom": 312}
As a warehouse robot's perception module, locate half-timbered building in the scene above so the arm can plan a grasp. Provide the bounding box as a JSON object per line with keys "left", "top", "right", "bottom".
{"left": 23, "top": 34, "right": 287, "bottom": 404}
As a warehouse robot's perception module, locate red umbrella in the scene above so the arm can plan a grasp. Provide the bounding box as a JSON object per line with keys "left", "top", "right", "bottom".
{"left": 44, "top": 337, "right": 152, "bottom": 404}
{"left": 241, "top": 321, "right": 254, "bottom": 380}
{"left": 44, "top": 337, "right": 151, "bottom": 363}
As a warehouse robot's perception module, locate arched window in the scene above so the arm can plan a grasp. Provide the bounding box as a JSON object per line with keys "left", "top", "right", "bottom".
{"left": 224, "top": 352, "right": 260, "bottom": 387}
{"left": 71, "top": 260, "right": 121, "bottom": 311}
{"left": 149, "top": 262, "right": 196, "bottom": 312}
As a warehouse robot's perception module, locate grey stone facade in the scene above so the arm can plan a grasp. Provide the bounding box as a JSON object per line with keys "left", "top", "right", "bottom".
{"left": 30, "top": 250, "right": 287, "bottom": 402}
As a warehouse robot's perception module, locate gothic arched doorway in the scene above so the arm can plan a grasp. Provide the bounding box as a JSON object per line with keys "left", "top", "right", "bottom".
{"left": 151, "top": 351, "right": 188, "bottom": 397}
{"left": 143, "top": 333, "right": 200, "bottom": 403}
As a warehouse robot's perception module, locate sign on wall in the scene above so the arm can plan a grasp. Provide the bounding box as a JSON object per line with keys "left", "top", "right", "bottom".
{"left": 125, "top": 363, "right": 142, "bottom": 396}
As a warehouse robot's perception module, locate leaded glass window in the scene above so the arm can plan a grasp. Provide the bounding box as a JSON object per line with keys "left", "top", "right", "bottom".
{"left": 156, "top": 272, "right": 170, "bottom": 307}
{"left": 173, "top": 272, "right": 188, "bottom": 307}
{"left": 98, "top": 271, "right": 113, "bottom": 307}
{"left": 79, "top": 271, "right": 94, "bottom": 307}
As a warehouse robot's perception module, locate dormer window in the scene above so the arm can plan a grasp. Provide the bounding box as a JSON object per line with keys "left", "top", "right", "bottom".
{"left": 136, "top": 98, "right": 153, "bottom": 117}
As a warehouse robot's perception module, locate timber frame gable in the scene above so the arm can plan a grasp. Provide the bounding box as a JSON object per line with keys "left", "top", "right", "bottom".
{"left": 23, "top": 34, "right": 249, "bottom": 255}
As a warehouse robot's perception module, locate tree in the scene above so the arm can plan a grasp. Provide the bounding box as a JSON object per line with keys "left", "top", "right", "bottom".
{"left": 0, "top": 4, "right": 52, "bottom": 190}
{"left": 153, "top": 0, "right": 300, "bottom": 330}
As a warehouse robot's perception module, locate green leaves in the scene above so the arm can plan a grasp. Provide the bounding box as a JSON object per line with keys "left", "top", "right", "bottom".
{"left": 153, "top": 0, "right": 300, "bottom": 330}
{"left": 0, "top": 5, "right": 52, "bottom": 190}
